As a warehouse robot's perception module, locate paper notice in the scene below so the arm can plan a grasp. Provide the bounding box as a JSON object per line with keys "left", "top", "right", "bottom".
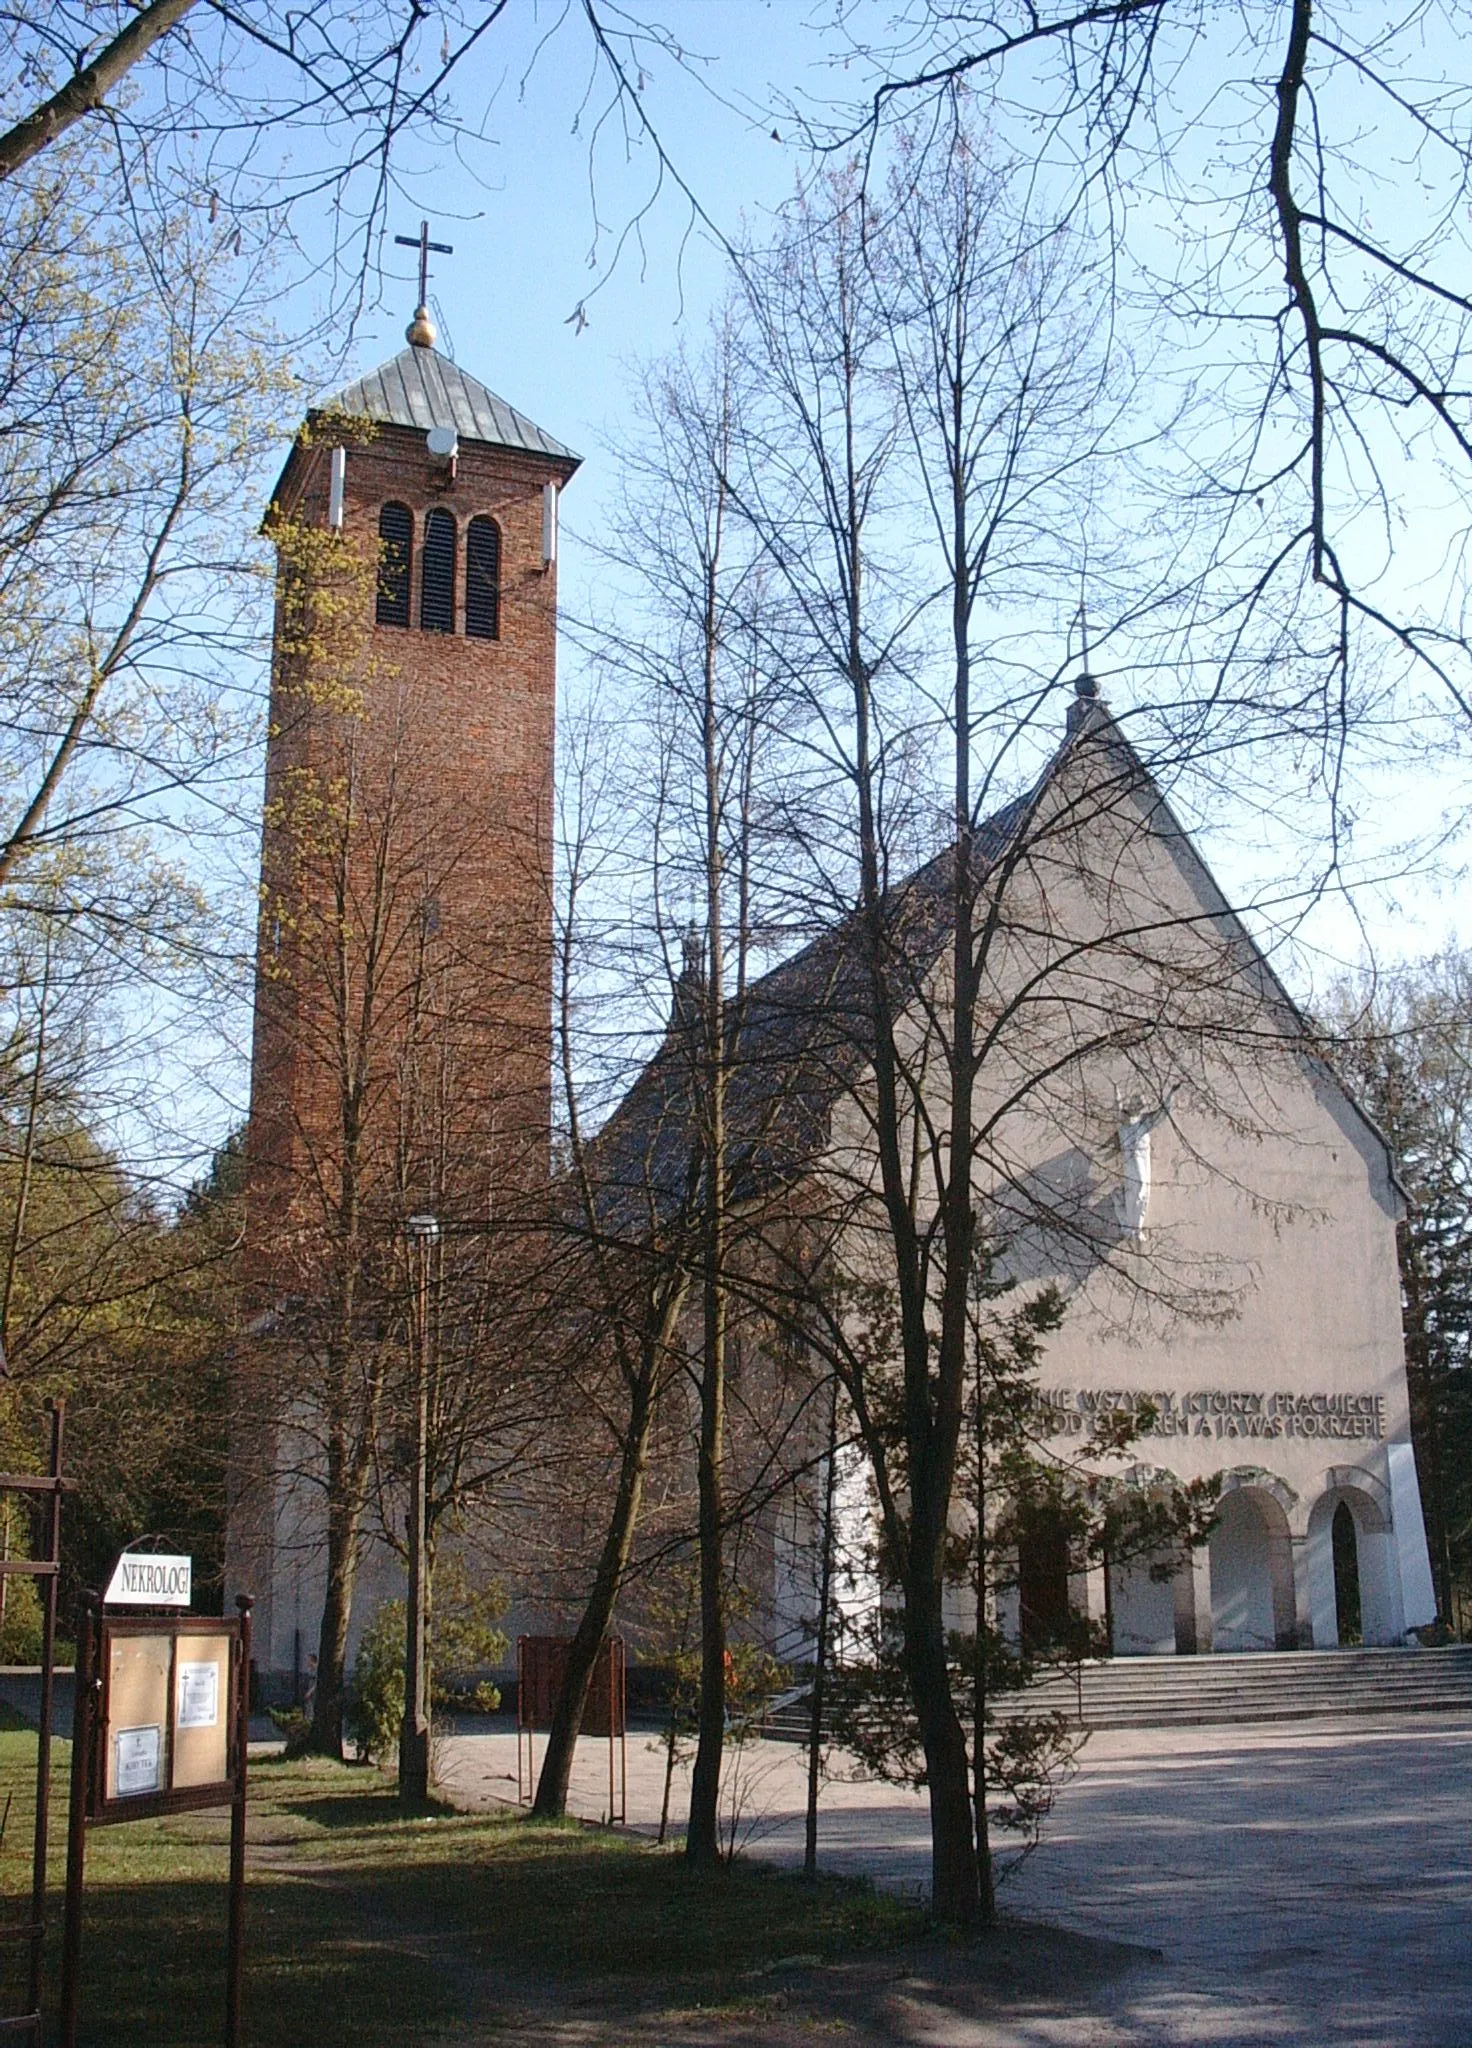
{"left": 176, "top": 1660, "right": 220, "bottom": 1731}
{"left": 115, "top": 1724, "right": 161, "bottom": 1797}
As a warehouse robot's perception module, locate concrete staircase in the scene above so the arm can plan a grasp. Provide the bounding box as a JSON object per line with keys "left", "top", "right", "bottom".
{"left": 762, "top": 1647, "right": 1472, "bottom": 1740}
{"left": 995, "top": 1645, "right": 1472, "bottom": 1729}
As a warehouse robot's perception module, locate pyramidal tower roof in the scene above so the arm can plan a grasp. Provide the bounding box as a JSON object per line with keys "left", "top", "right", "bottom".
{"left": 320, "top": 345, "right": 580, "bottom": 467}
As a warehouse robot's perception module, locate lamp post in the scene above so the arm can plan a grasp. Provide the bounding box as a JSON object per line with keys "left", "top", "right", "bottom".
{"left": 400, "top": 1213, "right": 438, "bottom": 1804}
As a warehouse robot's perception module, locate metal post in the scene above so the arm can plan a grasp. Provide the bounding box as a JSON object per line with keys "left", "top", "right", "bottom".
{"left": 399, "top": 1215, "right": 437, "bottom": 1804}
{"left": 28, "top": 1400, "right": 63, "bottom": 2016}
{"left": 59, "top": 1593, "right": 97, "bottom": 2048}
{"left": 617, "top": 1640, "right": 627, "bottom": 1824}
{"left": 226, "top": 1595, "right": 253, "bottom": 2048}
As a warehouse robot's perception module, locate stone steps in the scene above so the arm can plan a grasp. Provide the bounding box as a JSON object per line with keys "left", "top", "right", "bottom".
{"left": 762, "top": 1647, "right": 1472, "bottom": 1739}
{"left": 996, "top": 1645, "right": 1472, "bottom": 1727}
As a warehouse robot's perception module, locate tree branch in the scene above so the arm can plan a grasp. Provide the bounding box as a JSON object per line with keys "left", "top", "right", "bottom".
{"left": 0, "top": 0, "right": 200, "bottom": 181}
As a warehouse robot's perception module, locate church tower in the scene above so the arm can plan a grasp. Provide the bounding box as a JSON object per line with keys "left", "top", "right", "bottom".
{"left": 232, "top": 301, "right": 578, "bottom": 1698}
{"left": 245, "top": 308, "right": 579, "bottom": 1258}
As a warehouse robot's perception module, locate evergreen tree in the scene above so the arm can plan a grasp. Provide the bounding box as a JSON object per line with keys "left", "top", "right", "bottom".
{"left": 1322, "top": 953, "right": 1472, "bottom": 1634}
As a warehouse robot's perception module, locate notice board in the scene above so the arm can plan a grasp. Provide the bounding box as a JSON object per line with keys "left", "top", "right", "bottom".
{"left": 93, "top": 1616, "right": 239, "bottom": 1822}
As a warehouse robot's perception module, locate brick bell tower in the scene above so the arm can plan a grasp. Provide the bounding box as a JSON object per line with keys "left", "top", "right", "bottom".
{"left": 231, "top": 291, "right": 579, "bottom": 1688}
{"left": 245, "top": 294, "right": 580, "bottom": 1278}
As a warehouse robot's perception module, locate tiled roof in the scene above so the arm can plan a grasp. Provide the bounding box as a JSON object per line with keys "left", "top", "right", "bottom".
{"left": 576, "top": 701, "right": 1407, "bottom": 1240}
{"left": 585, "top": 791, "right": 1037, "bottom": 1233}
{"left": 319, "top": 347, "right": 580, "bottom": 465}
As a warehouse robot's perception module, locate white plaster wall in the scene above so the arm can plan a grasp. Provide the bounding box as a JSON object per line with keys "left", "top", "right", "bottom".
{"left": 1305, "top": 1487, "right": 1404, "bottom": 1647}
{"left": 982, "top": 757, "right": 1410, "bottom": 1495}
{"left": 972, "top": 753, "right": 1420, "bottom": 1618}
{"left": 820, "top": 729, "right": 1432, "bottom": 1650}
{"left": 1109, "top": 1553, "right": 1177, "bottom": 1655}
{"left": 1210, "top": 1491, "right": 1279, "bottom": 1650}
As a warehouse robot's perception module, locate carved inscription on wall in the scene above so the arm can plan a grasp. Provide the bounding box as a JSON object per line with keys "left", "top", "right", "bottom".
{"left": 1038, "top": 1387, "right": 1386, "bottom": 1442}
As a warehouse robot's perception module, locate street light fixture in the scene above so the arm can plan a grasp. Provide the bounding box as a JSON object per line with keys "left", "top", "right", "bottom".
{"left": 400, "top": 1214, "right": 439, "bottom": 1805}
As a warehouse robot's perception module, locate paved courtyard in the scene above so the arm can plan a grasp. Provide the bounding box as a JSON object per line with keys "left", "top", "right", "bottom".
{"left": 439, "top": 1712, "right": 1472, "bottom": 2045}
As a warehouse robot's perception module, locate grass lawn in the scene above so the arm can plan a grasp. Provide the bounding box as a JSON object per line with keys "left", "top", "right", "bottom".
{"left": 0, "top": 1724, "right": 923, "bottom": 2046}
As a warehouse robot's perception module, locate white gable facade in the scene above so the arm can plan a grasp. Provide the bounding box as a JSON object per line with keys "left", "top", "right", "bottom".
{"left": 814, "top": 689, "right": 1436, "bottom": 1657}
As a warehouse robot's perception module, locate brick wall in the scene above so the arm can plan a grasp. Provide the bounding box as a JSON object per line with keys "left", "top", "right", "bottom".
{"left": 245, "top": 416, "right": 576, "bottom": 1282}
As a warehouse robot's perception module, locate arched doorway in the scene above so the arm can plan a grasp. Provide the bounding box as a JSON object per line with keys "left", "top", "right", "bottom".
{"left": 1107, "top": 1549, "right": 1178, "bottom": 1655}
{"left": 1306, "top": 1479, "right": 1397, "bottom": 1645}
{"left": 1017, "top": 1505, "right": 1073, "bottom": 1650}
{"left": 1104, "top": 1467, "right": 1189, "bottom": 1656}
{"left": 1332, "top": 1502, "right": 1362, "bottom": 1646}
{"left": 1209, "top": 1486, "right": 1296, "bottom": 1651}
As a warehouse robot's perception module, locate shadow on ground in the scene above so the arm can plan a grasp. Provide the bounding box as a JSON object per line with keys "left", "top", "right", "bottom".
{"left": 456, "top": 1924, "right": 1160, "bottom": 2048}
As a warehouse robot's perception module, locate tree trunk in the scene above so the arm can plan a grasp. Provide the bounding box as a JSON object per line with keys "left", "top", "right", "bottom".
{"left": 685, "top": 478, "right": 730, "bottom": 1871}
{"left": 309, "top": 1470, "right": 361, "bottom": 1757}
{"left": 972, "top": 1667, "right": 995, "bottom": 1926}
{"left": 905, "top": 1572, "right": 979, "bottom": 1925}
{"left": 804, "top": 1378, "right": 840, "bottom": 1877}
{"left": 684, "top": 1234, "right": 728, "bottom": 1865}
{"left": 972, "top": 1390, "right": 996, "bottom": 1925}
{"left": 658, "top": 1698, "right": 680, "bottom": 1845}
{"left": 532, "top": 1354, "right": 662, "bottom": 1817}
{"left": 309, "top": 1331, "right": 374, "bottom": 1758}
{"left": 0, "top": 0, "right": 200, "bottom": 183}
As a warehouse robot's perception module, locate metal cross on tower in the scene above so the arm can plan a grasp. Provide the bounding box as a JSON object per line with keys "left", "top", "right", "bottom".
{"left": 395, "top": 219, "right": 454, "bottom": 308}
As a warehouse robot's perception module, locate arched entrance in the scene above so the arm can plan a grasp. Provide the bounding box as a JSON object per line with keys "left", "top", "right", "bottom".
{"left": 1306, "top": 1477, "right": 1399, "bottom": 1645}
{"left": 1332, "top": 1503, "right": 1362, "bottom": 1645}
{"left": 1107, "top": 1549, "right": 1178, "bottom": 1655}
{"left": 1209, "top": 1485, "right": 1296, "bottom": 1651}
{"left": 1103, "top": 1466, "right": 1189, "bottom": 1656}
{"left": 1017, "top": 1505, "right": 1073, "bottom": 1650}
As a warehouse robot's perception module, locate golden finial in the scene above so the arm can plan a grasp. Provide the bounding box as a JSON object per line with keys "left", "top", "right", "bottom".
{"left": 406, "top": 304, "right": 437, "bottom": 348}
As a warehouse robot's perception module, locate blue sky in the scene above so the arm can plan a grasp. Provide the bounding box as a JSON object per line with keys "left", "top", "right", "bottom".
{"left": 308, "top": 3, "right": 1465, "bottom": 979}
{"left": 304, "top": 4, "right": 820, "bottom": 510}
{"left": 97, "top": 1, "right": 1467, "bottom": 1185}
{"left": 244, "top": 3, "right": 1469, "bottom": 1034}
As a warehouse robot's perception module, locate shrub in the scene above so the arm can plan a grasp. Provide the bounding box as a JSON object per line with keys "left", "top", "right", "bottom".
{"left": 427, "top": 1554, "right": 508, "bottom": 1711}
{"left": 352, "top": 1599, "right": 406, "bottom": 1766}
{"left": 350, "top": 1559, "right": 508, "bottom": 1765}
{"left": 0, "top": 1577, "right": 43, "bottom": 1664}
{"left": 267, "top": 1705, "right": 313, "bottom": 1756}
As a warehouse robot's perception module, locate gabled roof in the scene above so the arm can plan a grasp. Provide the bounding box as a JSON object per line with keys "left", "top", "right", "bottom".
{"left": 1098, "top": 702, "right": 1409, "bottom": 1208}
{"left": 587, "top": 792, "right": 1035, "bottom": 1230}
{"left": 585, "top": 696, "right": 1405, "bottom": 1233}
{"left": 319, "top": 346, "right": 580, "bottom": 467}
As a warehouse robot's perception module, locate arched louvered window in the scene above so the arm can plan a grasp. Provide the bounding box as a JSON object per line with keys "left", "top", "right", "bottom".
{"left": 420, "top": 508, "right": 456, "bottom": 633}
{"left": 465, "top": 516, "right": 501, "bottom": 641}
{"left": 375, "top": 502, "right": 413, "bottom": 627}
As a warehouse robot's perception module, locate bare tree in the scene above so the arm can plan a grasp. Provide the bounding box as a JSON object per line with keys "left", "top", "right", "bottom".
{"left": 0, "top": 3, "right": 751, "bottom": 332}
{"left": 705, "top": 122, "right": 1315, "bottom": 1925}
{"left": 0, "top": 141, "right": 292, "bottom": 897}
{"left": 1320, "top": 952, "right": 1472, "bottom": 1635}
{"left": 523, "top": 706, "right": 698, "bottom": 1818}
{"left": 814, "top": 2, "right": 1472, "bottom": 766}
{"left": 531, "top": 330, "right": 800, "bottom": 1845}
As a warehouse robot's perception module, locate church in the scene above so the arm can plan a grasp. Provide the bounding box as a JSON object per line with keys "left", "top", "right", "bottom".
{"left": 589, "top": 672, "right": 1440, "bottom": 1660}
{"left": 229, "top": 306, "right": 1438, "bottom": 1704}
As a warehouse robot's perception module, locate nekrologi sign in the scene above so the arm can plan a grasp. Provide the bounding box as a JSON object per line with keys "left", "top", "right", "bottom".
{"left": 104, "top": 1552, "right": 192, "bottom": 1607}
